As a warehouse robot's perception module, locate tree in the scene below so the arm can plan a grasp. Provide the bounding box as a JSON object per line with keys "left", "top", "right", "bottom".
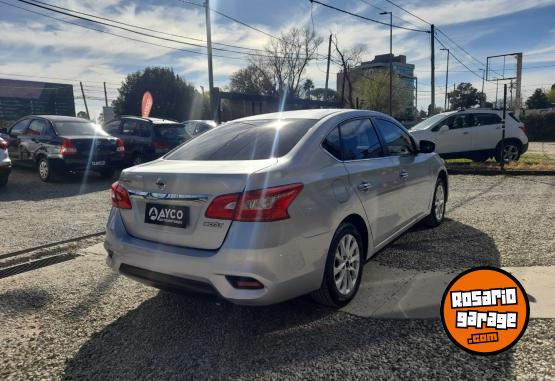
{"left": 229, "top": 64, "right": 277, "bottom": 96}
{"left": 311, "top": 87, "right": 338, "bottom": 101}
{"left": 359, "top": 71, "right": 412, "bottom": 117}
{"left": 448, "top": 82, "right": 486, "bottom": 109}
{"left": 333, "top": 36, "right": 364, "bottom": 108}
{"left": 525, "top": 88, "right": 551, "bottom": 109}
{"left": 302, "top": 79, "right": 314, "bottom": 99}
{"left": 112, "top": 67, "right": 197, "bottom": 120}
{"left": 250, "top": 28, "right": 322, "bottom": 97}
{"left": 546, "top": 85, "right": 555, "bottom": 105}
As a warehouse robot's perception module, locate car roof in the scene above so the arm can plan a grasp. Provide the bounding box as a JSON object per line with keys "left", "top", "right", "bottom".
{"left": 119, "top": 116, "right": 180, "bottom": 124}
{"left": 29, "top": 115, "right": 92, "bottom": 122}
{"left": 182, "top": 120, "right": 217, "bottom": 125}
{"left": 234, "top": 108, "right": 390, "bottom": 121}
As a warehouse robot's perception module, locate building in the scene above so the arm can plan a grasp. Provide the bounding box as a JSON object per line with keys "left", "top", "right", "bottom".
{"left": 336, "top": 54, "right": 416, "bottom": 117}
{"left": 0, "top": 78, "right": 75, "bottom": 127}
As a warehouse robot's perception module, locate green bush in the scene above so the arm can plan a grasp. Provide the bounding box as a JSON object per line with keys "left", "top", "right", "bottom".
{"left": 521, "top": 111, "right": 555, "bottom": 142}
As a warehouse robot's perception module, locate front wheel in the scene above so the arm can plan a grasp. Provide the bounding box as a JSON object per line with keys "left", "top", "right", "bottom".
{"left": 311, "top": 223, "right": 364, "bottom": 308}
{"left": 422, "top": 178, "right": 446, "bottom": 227}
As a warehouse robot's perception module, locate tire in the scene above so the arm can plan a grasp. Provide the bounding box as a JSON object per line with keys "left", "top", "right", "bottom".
{"left": 495, "top": 141, "right": 521, "bottom": 163}
{"left": 311, "top": 223, "right": 364, "bottom": 308}
{"left": 99, "top": 168, "right": 115, "bottom": 179}
{"left": 37, "top": 157, "right": 56, "bottom": 182}
{"left": 0, "top": 174, "right": 8, "bottom": 187}
{"left": 422, "top": 178, "right": 446, "bottom": 228}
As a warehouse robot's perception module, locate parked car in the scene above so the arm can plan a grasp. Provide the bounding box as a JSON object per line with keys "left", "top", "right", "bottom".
{"left": 105, "top": 109, "right": 448, "bottom": 307}
{"left": 0, "top": 137, "right": 11, "bottom": 187}
{"left": 409, "top": 109, "right": 528, "bottom": 162}
{"left": 0, "top": 115, "right": 124, "bottom": 182}
{"left": 103, "top": 116, "right": 189, "bottom": 166}
{"left": 182, "top": 120, "right": 217, "bottom": 137}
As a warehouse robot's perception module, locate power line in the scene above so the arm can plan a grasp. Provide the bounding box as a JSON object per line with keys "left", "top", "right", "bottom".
{"left": 434, "top": 36, "right": 483, "bottom": 79}
{"left": 381, "top": 0, "right": 430, "bottom": 26}
{"left": 356, "top": 0, "right": 424, "bottom": 30}
{"left": 0, "top": 72, "right": 121, "bottom": 86}
{"left": 308, "top": 0, "right": 429, "bottom": 33}
{"left": 0, "top": 0, "right": 247, "bottom": 60}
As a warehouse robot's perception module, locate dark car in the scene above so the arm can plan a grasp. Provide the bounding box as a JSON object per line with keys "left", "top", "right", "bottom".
{"left": 0, "top": 115, "right": 124, "bottom": 182}
{"left": 0, "top": 137, "right": 11, "bottom": 187}
{"left": 103, "top": 116, "right": 190, "bottom": 166}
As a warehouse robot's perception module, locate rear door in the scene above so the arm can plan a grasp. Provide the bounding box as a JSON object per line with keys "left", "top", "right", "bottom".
{"left": 373, "top": 117, "right": 431, "bottom": 223}
{"left": 473, "top": 113, "right": 502, "bottom": 151}
{"left": 338, "top": 118, "right": 402, "bottom": 245}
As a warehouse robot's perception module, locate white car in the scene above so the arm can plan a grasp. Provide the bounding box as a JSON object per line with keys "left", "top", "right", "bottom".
{"left": 410, "top": 109, "right": 528, "bottom": 162}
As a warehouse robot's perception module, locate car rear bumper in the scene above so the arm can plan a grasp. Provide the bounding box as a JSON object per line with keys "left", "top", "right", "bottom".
{"left": 104, "top": 208, "right": 330, "bottom": 305}
{"left": 53, "top": 156, "right": 124, "bottom": 171}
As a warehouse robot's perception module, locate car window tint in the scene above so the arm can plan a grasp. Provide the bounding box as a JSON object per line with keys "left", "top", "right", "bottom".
{"left": 122, "top": 120, "right": 138, "bottom": 135}
{"left": 373, "top": 118, "right": 413, "bottom": 156}
{"left": 166, "top": 119, "right": 316, "bottom": 161}
{"left": 26, "top": 120, "right": 46, "bottom": 135}
{"left": 322, "top": 127, "right": 342, "bottom": 160}
{"left": 184, "top": 122, "right": 196, "bottom": 136}
{"left": 10, "top": 119, "right": 30, "bottom": 136}
{"left": 340, "top": 119, "right": 382, "bottom": 160}
{"left": 139, "top": 123, "right": 151, "bottom": 138}
{"left": 104, "top": 120, "right": 120, "bottom": 134}
{"left": 476, "top": 113, "right": 502, "bottom": 125}
{"left": 450, "top": 114, "right": 477, "bottom": 129}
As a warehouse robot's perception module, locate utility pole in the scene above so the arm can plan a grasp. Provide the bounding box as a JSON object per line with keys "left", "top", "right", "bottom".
{"left": 430, "top": 24, "right": 435, "bottom": 115}
{"left": 103, "top": 82, "right": 108, "bottom": 107}
{"left": 324, "top": 34, "right": 332, "bottom": 101}
{"left": 479, "top": 69, "right": 485, "bottom": 107}
{"left": 79, "top": 81, "right": 90, "bottom": 119}
{"left": 381, "top": 11, "right": 393, "bottom": 115}
{"left": 440, "top": 48, "right": 449, "bottom": 110}
{"left": 204, "top": 0, "right": 215, "bottom": 120}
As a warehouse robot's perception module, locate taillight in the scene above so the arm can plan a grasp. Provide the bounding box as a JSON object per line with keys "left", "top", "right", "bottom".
{"left": 111, "top": 182, "right": 132, "bottom": 209}
{"left": 0, "top": 140, "right": 7, "bottom": 150}
{"left": 519, "top": 124, "right": 528, "bottom": 136}
{"left": 60, "top": 138, "right": 77, "bottom": 156}
{"left": 116, "top": 138, "right": 125, "bottom": 155}
{"left": 205, "top": 183, "right": 303, "bottom": 222}
{"left": 153, "top": 141, "right": 170, "bottom": 153}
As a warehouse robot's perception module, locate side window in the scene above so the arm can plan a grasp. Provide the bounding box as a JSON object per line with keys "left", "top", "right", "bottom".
{"left": 450, "top": 114, "right": 477, "bottom": 129}
{"left": 340, "top": 119, "right": 383, "bottom": 160}
{"left": 322, "top": 127, "right": 342, "bottom": 160}
{"left": 476, "top": 113, "right": 502, "bottom": 126}
{"left": 184, "top": 122, "right": 196, "bottom": 136}
{"left": 373, "top": 118, "right": 414, "bottom": 156}
{"left": 26, "top": 120, "right": 47, "bottom": 136}
{"left": 9, "top": 119, "right": 30, "bottom": 136}
{"left": 431, "top": 117, "right": 449, "bottom": 132}
{"left": 139, "top": 123, "right": 151, "bottom": 138}
{"left": 104, "top": 120, "right": 121, "bottom": 135}
{"left": 122, "top": 120, "right": 138, "bottom": 136}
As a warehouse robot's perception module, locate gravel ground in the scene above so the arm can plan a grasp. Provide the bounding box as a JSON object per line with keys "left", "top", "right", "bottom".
{"left": 374, "top": 174, "right": 555, "bottom": 270}
{"left": 1, "top": 253, "right": 553, "bottom": 380}
{"left": 0, "top": 167, "right": 113, "bottom": 255}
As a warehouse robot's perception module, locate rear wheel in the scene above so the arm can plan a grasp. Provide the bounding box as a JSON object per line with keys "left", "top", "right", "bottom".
{"left": 312, "top": 223, "right": 364, "bottom": 308}
{"left": 495, "top": 142, "right": 521, "bottom": 163}
{"left": 37, "top": 157, "right": 57, "bottom": 182}
{"left": 422, "top": 178, "right": 446, "bottom": 227}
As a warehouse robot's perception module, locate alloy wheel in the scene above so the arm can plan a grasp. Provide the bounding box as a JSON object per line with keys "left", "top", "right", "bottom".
{"left": 39, "top": 160, "right": 49, "bottom": 180}
{"left": 434, "top": 183, "right": 445, "bottom": 221}
{"left": 503, "top": 144, "right": 519, "bottom": 162}
{"left": 333, "top": 234, "right": 360, "bottom": 296}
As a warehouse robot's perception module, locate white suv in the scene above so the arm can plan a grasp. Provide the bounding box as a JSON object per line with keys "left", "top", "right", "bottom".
{"left": 409, "top": 109, "right": 528, "bottom": 162}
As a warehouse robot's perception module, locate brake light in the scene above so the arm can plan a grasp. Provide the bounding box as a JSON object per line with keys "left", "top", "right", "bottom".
{"left": 205, "top": 183, "right": 303, "bottom": 222}
{"left": 116, "top": 138, "right": 125, "bottom": 155}
{"left": 0, "top": 140, "right": 7, "bottom": 150}
{"left": 153, "top": 141, "right": 170, "bottom": 153}
{"left": 111, "top": 182, "right": 132, "bottom": 209}
{"left": 60, "top": 138, "right": 77, "bottom": 156}
{"left": 519, "top": 124, "right": 528, "bottom": 136}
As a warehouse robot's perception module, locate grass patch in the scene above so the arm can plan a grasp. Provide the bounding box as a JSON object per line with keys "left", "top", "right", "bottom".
{"left": 446, "top": 152, "right": 555, "bottom": 171}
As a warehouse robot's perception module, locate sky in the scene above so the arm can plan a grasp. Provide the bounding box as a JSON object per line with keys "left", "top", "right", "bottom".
{"left": 1, "top": 0, "right": 554, "bottom": 119}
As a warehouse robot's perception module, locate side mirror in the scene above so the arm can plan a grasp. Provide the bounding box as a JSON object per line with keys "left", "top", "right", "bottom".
{"left": 438, "top": 125, "right": 449, "bottom": 133}
{"left": 419, "top": 140, "right": 435, "bottom": 154}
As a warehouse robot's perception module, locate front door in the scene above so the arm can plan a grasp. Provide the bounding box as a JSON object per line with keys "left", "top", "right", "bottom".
{"left": 7, "top": 119, "right": 31, "bottom": 161}
{"left": 435, "top": 114, "right": 474, "bottom": 155}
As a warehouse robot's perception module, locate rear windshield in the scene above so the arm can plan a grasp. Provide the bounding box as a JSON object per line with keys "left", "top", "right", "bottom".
{"left": 54, "top": 121, "right": 108, "bottom": 136}
{"left": 165, "top": 118, "right": 316, "bottom": 161}
{"left": 153, "top": 124, "right": 188, "bottom": 139}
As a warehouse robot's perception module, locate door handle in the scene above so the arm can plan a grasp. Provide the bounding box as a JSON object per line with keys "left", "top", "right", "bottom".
{"left": 399, "top": 170, "right": 409, "bottom": 179}
{"left": 357, "top": 181, "right": 373, "bottom": 191}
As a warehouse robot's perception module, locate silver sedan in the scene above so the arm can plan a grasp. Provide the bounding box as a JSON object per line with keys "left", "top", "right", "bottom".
{"left": 105, "top": 109, "right": 447, "bottom": 307}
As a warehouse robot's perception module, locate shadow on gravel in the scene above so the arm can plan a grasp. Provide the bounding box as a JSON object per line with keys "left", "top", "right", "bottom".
{"left": 0, "top": 167, "right": 115, "bottom": 202}
{"left": 62, "top": 291, "right": 515, "bottom": 379}
{"left": 0, "top": 288, "right": 51, "bottom": 313}
{"left": 373, "top": 218, "right": 501, "bottom": 270}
